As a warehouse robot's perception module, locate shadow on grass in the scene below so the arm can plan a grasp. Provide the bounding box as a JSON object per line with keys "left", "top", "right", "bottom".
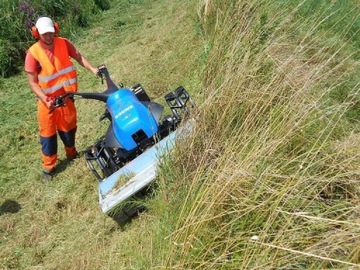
{"left": 56, "top": 158, "right": 76, "bottom": 174}
{"left": 110, "top": 205, "right": 147, "bottom": 227}
{"left": 0, "top": 199, "right": 21, "bottom": 216}
{"left": 55, "top": 151, "right": 85, "bottom": 174}
{"left": 109, "top": 185, "right": 157, "bottom": 227}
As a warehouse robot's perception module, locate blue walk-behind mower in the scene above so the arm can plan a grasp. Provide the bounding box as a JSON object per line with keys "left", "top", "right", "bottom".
{"left": 52, "top": 65, "right": 195, "bottom": 220}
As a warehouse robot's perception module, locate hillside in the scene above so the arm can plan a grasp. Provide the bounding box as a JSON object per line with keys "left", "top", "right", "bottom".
{"left": 1, "top": 0, "right": 359, "bottom": 269}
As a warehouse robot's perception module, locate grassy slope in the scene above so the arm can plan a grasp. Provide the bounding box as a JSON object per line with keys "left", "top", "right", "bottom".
{"left": 163, "top": 1, "right": 360, "bottom": 269}
{"left": 1, "top": 0, "right": 360, "bottom": 269}
{"left": 0, "top": 0, "right": 204, "bottom": 269}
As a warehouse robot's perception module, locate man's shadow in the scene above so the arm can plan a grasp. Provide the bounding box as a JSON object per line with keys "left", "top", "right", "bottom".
{"left": 55, "top": 158, "right": 76, "bottom": 174}
{"left": 55, "top": 151, "right": 84, "bottom": 174}
{"left": 0, "top": 199, "right": 21, "bottom": 216}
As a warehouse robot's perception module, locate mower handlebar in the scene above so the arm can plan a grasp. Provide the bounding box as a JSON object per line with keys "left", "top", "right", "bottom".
{"left": 49, "top": 91, "right": 111, "bottom": 113}
{"left": 49, "top": 65, "right": 114, "bottom": 113}
{"left": 48, "top": 92, "right": 74, "bottom": 113}
{"left": 97, "top": 64, "right": 110, "bottom": 84}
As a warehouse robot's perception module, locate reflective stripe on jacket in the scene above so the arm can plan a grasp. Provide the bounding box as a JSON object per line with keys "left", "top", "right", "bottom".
{"left": 29, "top": 37, "right": 78, "bottom": 95}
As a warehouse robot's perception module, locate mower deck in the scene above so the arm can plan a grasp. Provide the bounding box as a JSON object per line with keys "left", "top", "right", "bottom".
{"left": 98, "top": 119, "right": 194, "bottom": 214}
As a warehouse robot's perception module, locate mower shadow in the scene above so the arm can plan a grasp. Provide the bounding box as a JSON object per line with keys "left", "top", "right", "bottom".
{"left": 109, "top": 184, "right": 157, "bottom": 227}
{"left": 110, "top": 205, "right": 147, "bottom": 227}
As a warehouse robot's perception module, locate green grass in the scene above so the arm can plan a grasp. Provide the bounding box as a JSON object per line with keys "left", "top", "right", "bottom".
{"left": 162, "top": 0, "right": 359, "bottom": 269}
{"left": 1, "top": 0, "right": 203, "bottom": 268}
{"left": 1, "top": 0, "right": 360, "bottom": 269}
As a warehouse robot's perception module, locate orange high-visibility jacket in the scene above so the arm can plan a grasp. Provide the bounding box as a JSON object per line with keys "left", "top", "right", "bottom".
{"left": 28, "top": 37, "right": 78, "bottom": 95}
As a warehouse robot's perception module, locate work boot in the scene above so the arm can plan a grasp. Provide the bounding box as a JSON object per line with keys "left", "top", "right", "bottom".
{"left": 42, "top": 168, "right": 55, "bottom": 182}
{"left": 67, "top": 151, "right": 80, "bottom": 161}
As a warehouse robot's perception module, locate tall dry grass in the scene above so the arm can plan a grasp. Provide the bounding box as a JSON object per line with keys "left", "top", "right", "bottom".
{"left": 159, "top": 0, "right": 360, "bottom": 269}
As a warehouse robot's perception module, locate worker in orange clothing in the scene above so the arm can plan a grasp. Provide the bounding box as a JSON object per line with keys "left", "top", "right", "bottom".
{"left": 25, "top": 16, "right": 99, "bottom": 181}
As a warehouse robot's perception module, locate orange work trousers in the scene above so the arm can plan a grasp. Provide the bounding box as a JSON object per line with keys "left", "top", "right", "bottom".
{"left": 37, "top": 97, "right": 78, "bottom": 173}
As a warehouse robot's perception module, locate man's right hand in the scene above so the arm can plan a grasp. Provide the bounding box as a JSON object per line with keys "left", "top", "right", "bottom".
{"left": 44, "top": 96, "right": 55, "bottom": 110}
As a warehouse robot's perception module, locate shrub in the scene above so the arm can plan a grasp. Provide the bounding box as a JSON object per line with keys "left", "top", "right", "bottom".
{"left": 0, "top": 39, "right": 13, "bottom": 77}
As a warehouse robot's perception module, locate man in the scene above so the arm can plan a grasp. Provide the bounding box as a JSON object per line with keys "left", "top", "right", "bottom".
{"left": 25, "top": 16, "right": 98, "bottom": 181}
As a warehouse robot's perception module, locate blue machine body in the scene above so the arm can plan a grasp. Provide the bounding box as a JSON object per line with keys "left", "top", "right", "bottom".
{"left": 57, "top": 66, "right": 195, "bottom": 217}
{"left": 106, "top": 89, "right": 158, "bottom": 151}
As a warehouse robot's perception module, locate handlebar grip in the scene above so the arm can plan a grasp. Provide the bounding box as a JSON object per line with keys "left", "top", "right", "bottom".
{"left": 48, "top": 93, "right": 74, "bottom": 113}
{"left": 96, "top": 64, "right": 110, "bottom": 84}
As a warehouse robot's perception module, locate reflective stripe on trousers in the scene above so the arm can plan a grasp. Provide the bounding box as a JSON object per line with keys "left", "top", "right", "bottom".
{"left": 37, "top": 98, "right": 77, "bottom": 172}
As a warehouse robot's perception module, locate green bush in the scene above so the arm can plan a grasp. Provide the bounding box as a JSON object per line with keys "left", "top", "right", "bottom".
{"left": 94, "top": 0, "right": 111, "bottom": 11}
{"left": 0, "top": 39, "right": 13, "bottom": 77}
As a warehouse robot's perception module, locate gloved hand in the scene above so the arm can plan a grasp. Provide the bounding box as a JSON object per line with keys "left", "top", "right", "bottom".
{"left": 45, "top": 96, "right": 55, "bottom": 110}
